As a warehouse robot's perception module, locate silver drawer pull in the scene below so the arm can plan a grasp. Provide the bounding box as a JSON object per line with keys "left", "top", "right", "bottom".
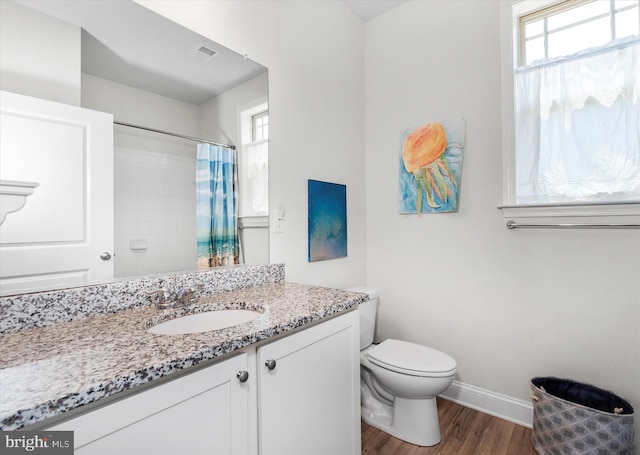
{"left": 237, "top": 370, "right": 249, "bottom": 383}
{"left": 265, "top": 359, "right": 276, "bottom": 370}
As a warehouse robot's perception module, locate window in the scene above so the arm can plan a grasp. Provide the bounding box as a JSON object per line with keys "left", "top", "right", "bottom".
{"left": 500, "top": 0, "right": 640, "bottom": 216}
{"left": 252, "top": 111, "right": 269, "bottom": 142}
{"left": 520, "top": 0, "right": 639, "bottom": 65}
{"left": 238, "top": 100, "right": 269, "bottom": 218}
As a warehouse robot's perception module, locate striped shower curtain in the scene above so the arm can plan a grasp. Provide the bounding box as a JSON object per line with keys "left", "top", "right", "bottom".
{"left": 196, "top": 143, "right": 239, "bottom": 267}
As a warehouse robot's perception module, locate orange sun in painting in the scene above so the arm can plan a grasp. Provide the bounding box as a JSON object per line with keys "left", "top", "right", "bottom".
{"left": 402, "top": 122, "right": 447, "bottom": 172}
{"left": 402, "top": 122, "right": 455, "bottom": 213}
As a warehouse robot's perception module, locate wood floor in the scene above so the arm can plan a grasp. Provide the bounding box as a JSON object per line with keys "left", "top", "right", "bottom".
{"left": 361, "top": 398, "right": 538, "bottom": 455}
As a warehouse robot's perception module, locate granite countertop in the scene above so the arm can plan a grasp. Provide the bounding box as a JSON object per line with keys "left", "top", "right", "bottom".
{"left": 0, "top": 282, "right": 367, "bottom": 430}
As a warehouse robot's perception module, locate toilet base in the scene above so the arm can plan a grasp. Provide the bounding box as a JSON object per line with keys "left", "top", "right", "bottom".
{"left": 362, "top": 395, "right": 442, "bottom": 447}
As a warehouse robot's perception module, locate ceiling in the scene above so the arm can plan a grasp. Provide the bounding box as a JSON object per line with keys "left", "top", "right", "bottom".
{"left": 15, "top": 0, "right": 267, "bottom": 105}
{"left": 340, "top": 0, "right": 409, "bottom": 21}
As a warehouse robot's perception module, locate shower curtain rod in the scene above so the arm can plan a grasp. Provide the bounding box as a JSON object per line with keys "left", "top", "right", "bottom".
{"left": 114, "top": 120, "right": 236, "bottom": 150}
{"left": 506, "top": 220, "right": 640, "bottom": 230}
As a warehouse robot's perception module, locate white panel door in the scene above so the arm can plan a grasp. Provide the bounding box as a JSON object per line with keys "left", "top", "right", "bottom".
{"left": 0, "top": 90, "right": 113, "bottom": 293}
{"left": 257, "top": 311, "right": 361, "bottom": 455}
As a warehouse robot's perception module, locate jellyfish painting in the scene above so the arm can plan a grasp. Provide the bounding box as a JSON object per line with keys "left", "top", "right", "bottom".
{"left": 399, "top": 118, "right": 465, "bottom": 214}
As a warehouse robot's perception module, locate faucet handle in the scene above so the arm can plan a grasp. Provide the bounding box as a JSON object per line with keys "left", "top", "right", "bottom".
{"left": 176, "top": 281, "right": 205, "bottom": 306}
{"left": 146, "top": 288, "right": 173, "bottom": 309}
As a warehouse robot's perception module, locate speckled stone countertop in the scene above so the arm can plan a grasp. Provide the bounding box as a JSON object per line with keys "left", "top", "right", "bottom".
{"left": 0, "top": 282, "right": 367, "bottom": 430}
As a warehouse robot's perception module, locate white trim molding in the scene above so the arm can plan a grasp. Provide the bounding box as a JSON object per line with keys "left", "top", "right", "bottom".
{"left": 499, "top": 202, "right": 640, "bottom": 219}
{"left": 239, "top": 215, "right": 269, "bottom": 229}
{"left": 439, "top": 380, "right": 533, "bottom": 428}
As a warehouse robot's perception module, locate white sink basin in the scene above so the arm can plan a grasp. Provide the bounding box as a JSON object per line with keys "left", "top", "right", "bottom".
{"left": 147, "top": 309, "right": 262, "bottom": 335}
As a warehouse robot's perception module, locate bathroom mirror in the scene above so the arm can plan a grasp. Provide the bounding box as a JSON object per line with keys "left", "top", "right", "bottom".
{"left": 0, "top": 0, "right": 269, "bottom": 296}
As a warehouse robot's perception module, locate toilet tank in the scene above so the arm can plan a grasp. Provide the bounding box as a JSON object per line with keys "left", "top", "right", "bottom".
{"left": 345, "top": 286, "right": 378, "bottom": 350}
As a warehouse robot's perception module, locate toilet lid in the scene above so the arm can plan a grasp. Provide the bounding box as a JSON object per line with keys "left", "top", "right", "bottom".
{"left": 366, "top": 339, "right": 457, "bottom": 377}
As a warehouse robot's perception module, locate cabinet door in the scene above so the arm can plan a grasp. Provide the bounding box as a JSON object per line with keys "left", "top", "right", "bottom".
{"left": 257, "top": 311, "right": 361, "bottom": 455}
{"left": 48, "top": 353, "right": 249, "bottom": 455}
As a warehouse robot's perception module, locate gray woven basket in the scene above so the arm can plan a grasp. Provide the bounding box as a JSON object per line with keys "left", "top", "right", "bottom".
{"left": 530, "top": 377, "right": 635, "bottom": 455}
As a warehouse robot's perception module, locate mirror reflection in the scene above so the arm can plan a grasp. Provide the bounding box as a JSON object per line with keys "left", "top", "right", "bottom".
{"left": 0, "top": 0, "right": 269, "bottom": 296}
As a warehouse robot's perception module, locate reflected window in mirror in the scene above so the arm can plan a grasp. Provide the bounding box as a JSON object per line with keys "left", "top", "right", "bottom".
{"left": 240, "top": 100, "right": 269, "bottom": 218}
{"left": 252, "top": 111, "right": 269, "bottom": 142}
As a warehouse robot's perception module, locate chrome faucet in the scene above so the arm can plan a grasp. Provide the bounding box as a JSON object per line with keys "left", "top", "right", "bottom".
{"left": 146, "top": 281, "right": 205, "bottom": 310}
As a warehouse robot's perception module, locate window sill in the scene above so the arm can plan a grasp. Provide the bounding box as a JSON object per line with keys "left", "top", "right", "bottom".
{"left": 239, "top": 216, "right": 269, "bottom": 229}
{"left": 498, "top": 202, "right": 640, "bottom": 219}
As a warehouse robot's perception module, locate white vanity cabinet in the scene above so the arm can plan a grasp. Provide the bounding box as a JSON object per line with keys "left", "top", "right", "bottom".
{"left": 47, "top": 353, "right": 250, "bottom": 455}
{"left": 257, "top": 310, "right": 361, "bottom": 455}
{"left": 45, "top": 310, "right": 360, "bottom": 455}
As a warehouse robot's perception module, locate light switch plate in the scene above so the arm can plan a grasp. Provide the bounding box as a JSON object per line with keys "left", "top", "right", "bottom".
{"left": 272, "top": 209, "right": 285, "bottom": 233}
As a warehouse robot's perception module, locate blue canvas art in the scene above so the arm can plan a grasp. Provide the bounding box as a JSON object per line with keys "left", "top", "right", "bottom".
{"left": 399, "top": 118, "right": 465, "bottom": 214}
{"left": 308, "top": 180, "right": 347, "bottom": 262}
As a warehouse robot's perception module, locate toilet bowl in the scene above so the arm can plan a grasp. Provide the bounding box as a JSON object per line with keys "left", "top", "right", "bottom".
{"left": 347, "top": 286, "right": 457, "bottom": 447}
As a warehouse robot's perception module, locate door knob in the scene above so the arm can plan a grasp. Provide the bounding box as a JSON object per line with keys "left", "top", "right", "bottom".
{"left": 100, "top": 252, "right": 112, "bottom": 261}
{"left": 237, "top": 370, "right": 249, "bottom": 383}
{"left": 265, "top": 359, "right": 276, "bottom": 370}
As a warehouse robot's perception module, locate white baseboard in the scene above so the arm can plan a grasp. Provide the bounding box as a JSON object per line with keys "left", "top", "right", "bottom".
{"left": 439, "top": 380, "right": 533, "bottom": 428}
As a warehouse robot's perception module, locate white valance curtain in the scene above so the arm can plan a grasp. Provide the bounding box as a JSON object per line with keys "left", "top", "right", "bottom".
{"left": 240, "top": 140, "right": 268, "bottom": 216}
{"left": 514, "top": 36, "right": 640, "bottom": 204}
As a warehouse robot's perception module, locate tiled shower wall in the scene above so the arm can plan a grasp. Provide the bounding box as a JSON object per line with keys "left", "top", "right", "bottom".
{"left": 114, "top": 145, "right": 197, "bottom": 277}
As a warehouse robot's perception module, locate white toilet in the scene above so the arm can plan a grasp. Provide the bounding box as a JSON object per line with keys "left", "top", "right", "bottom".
{"left": 348, "top": 286, "right": 457, "bottom": 447}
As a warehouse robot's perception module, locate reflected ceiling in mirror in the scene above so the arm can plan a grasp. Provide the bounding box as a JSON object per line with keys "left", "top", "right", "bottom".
{"left": 1, "top": 1, "right": 269, "bottom": 296}
{"left": 17, "top": 0, "right": 266, "bottom": 107}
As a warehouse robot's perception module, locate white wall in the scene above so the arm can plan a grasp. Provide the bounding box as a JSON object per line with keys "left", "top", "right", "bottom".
{"left": 365, "top": 0, "right": 639, "bottom": 433}
{"left": 137, "top": 0, "right": 367, "bottom": 288}
{"left": 0, "top": 0, "right": 81, "bottom": 106}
